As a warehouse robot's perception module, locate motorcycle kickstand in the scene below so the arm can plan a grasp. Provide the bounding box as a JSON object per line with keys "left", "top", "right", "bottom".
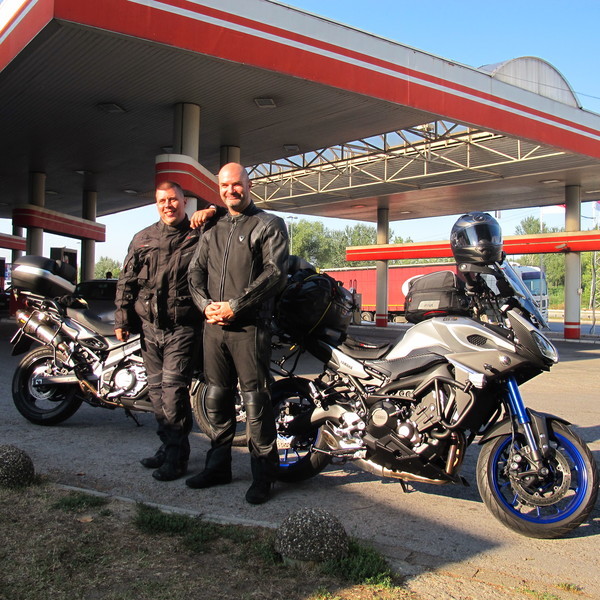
{"left": 398, "top": 480, "right": 413, "bottom": 493}
{"left": 125, "top": 409, "right": 143, "bottom": 427}
{"left": 385, "top": 478, "right": 414, "bottom": 493}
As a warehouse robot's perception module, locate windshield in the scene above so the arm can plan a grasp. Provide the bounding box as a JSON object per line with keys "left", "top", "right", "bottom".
{"left": 499, "top": 262, "right": 548, "bottom": 328}
{"left": 520, "top": 272, "right": 548, "bottom": 296}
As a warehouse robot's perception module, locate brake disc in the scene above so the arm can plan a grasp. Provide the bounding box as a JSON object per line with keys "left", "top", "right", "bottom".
{"left": 511, "top": 450, "right": 572, "bottom": 506}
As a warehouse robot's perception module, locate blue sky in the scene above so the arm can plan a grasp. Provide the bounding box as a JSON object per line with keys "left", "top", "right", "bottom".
{"left": 3, "top": 0, "right": 600, "bottom": 264}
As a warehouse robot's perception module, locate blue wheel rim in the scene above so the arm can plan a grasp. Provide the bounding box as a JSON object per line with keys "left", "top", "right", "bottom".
{"left": 490, "top": 431, "right": 589, "bottom": 524}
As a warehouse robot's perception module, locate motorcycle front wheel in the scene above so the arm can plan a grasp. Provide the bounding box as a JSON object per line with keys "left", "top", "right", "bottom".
{"left": 12, "top": 347, "right": 83, "bottom": 426}
{"left": 271, "top": 377, "right": 331, "bottom": 483}
{"left": 190, "top": 381, "right": 247, "bottom": 446}
{"left": 477, "top": 420, "right": 598, "bottom": 538}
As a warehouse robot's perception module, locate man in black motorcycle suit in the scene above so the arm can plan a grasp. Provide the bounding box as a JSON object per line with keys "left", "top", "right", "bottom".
{"left": 187, "top": 162, "right": 289, "bottom": 504}
{"left": 114, "top": 181, "right": 217, "bottom": 482}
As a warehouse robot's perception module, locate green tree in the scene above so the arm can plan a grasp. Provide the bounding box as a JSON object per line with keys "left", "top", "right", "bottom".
{"left": 512, "top": 217, "right": 565, "bottom": 295}
{"left": 326, "top": 223, "right": 377, "bottom": 268}
{"left": 289, "top": 219, "right": 333, "bottom": 268}
{"left": 94, "top": 256, "right": 121, "bottom": 279}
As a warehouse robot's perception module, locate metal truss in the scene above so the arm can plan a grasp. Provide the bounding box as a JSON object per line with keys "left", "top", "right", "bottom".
{"left": 248, "top": 120, "right": 565, "bottom": 203}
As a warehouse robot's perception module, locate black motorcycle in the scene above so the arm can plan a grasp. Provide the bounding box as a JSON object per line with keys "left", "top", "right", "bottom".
{"left": 10, "top": 256, "right": 159, "bottom": 425}
{"left": 9, "top": 256, "right": 242, "bottom": 437}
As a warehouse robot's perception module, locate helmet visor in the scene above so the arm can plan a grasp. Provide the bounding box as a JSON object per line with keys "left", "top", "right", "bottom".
{"left": 455, "top": 222, "right": 502, "bottom": 247}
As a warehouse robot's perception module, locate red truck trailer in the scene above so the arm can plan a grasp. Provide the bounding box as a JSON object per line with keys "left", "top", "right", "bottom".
{"left": 322, "top": 262, "right": 458, "bottom": 322}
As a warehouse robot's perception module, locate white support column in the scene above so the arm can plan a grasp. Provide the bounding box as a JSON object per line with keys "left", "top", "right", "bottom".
{"left": 220, "top": 145, "right": 241, "bottom": 167}
{"left": 564, "top": 185, "right": 582, "bottom": 339}
{"left": 375, "top": 206, "right": 389, "bottom": 327}
{"left": 26, "top": 172, "right": 45, "bottom": 255}
{"left": 174, "top": 103, "right": 201, "bottom": 216}
{"left": 81, "top": 190, "right": 97, "bottom": 282}
{"left": 173, "top": 103, "right": 200, "bottom": 158}
{"left": 12, "top": 225, "right": 24, "bottom": 263}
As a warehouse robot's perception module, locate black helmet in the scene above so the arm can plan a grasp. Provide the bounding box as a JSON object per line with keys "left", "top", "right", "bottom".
{"left": 450, "top": 212, "right": 503, "bottom": 265}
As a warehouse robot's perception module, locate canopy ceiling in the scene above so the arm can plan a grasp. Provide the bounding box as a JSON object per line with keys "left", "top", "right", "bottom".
{"left": 1, "top": 0, "right": 600, "bottom": 224}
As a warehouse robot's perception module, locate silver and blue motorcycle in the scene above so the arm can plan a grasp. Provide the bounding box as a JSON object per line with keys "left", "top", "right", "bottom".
{"left": 266, "top": 213, "right": 598, "bottom": 538}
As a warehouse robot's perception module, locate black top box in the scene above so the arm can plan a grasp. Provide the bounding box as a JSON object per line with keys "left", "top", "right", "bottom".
{"left": 12, "top": 256, "right": 76, "bottom": 298}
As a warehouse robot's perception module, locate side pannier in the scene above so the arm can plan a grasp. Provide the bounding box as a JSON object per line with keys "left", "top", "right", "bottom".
{"left": 404, "top": 270, "right": 470, "bottom": 324}
{"left": 275, "top": 268, "right": 356, "bottom": 344}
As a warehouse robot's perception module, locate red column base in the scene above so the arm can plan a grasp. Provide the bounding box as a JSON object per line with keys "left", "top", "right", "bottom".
{"left": 375, "top": 314, "right": 388, "bottom": 327}
{"left": 564, "top": 322, "right": 580, "bottom": 339}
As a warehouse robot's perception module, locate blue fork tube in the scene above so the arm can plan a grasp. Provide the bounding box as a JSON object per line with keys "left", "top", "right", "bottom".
{"left": 506, "top": 375, "right": 543, "bottom": 461}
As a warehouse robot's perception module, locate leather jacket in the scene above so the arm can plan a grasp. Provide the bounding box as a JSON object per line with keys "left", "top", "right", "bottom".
{"left": 115, "top": 217, "right": 202, "bottom": 331}
{"left": 188, "top": 202, "right": 288, "bottom": 324}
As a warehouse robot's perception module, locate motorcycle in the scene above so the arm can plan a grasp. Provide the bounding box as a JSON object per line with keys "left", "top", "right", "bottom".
{"left": 10, "top": 258, "right": 154, "bottom": 425}
{"left": 216, "top": 229, "right": 597, "bottom": 538}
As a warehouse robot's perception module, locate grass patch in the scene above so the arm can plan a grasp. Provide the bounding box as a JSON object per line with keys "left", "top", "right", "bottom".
{"left": 321, "top": 539, "right": 393, "bottom": 585}
{"left": 556, "top": 582, "right": 584, "bottom": 593}
{"left": 519, "top": 587, "right": 562, "bottom": 600}
{"left": 0, "top": 483, "right": 416, "bottom": 600}
{"left": 51, "top": 490, "right": 109, "bottom": 512}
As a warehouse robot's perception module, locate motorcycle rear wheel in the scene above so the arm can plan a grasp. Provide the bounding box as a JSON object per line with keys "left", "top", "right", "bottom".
{"left": 271, "top": 377, "right": 331, "bottom": 483}
{"left": 12, "top": 346, "right": 83, "bottom": 426}
{"left": 477, "top": 420, "right": 598, "bottom": 538}
{"left": 190, "top": 381, "right": 247, "bottom": 446}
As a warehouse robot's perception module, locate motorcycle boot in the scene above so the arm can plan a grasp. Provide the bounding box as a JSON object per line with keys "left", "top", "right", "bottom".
{"left": 140, "top": 443, "right": 166, "bottom": 469}
{"left": 186, "top": 385, "right": 236, "bottom": 489}
{"left": 152, "top": 428, "right": 189, "bottom": 482}
{"left": 246, "top": 456, "right": 277, "bottom": 504}
{"left": 243, "top": 391, "right": 279, "bottom": 504}
{"left": 141, "top": 419, "right": 168, "bottom": 468}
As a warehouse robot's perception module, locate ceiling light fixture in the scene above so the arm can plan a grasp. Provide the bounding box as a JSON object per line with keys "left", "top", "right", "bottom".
{"left": 123, "top": 189, "right": 138, "bottom": 195}
{"left": 283, "top": 144, "right": 299, "bottom": 153}
{"left": 254, "top": 97, "right": 276, "bottom": 109}
{"left": 539, "top": 179, "right": 562, "bottom": 184}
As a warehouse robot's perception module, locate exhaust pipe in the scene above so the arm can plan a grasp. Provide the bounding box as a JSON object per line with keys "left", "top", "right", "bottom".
{"left": 16, "top": 310, "right": 69, "bottom": 353}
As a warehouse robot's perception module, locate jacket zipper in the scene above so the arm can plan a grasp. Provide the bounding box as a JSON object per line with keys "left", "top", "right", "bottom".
{"left": 219, "top": 219, "right": 236, "bottom": 301}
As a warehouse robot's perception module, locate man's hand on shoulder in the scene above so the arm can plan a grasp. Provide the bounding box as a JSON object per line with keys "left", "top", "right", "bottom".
{"left": 190, "top": 205, "right": 218, "bottom": 229}
{"left": 115, "top": 328, "right": 130, "bottom": 341}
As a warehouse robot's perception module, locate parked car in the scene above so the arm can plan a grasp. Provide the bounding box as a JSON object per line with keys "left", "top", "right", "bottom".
{"left": 73, "top": 278, "right": 118, "bottom": 323}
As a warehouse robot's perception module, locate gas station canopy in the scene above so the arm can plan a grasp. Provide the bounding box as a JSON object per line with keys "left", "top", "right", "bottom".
{"left": 2, "top": 0, "right": 600, "bottom": 223}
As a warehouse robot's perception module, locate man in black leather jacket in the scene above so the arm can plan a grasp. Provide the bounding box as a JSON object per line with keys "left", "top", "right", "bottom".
{"left": 187, "top": 162, "right": 289, "bottom": 504}
{"left": 115, "top": 181, "right": 216, "bottom": 481}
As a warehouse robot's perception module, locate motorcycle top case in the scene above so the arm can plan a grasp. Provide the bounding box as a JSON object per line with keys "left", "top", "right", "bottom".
{"left": 275, "top": 268, "right": 356, "bottom": 343}
{"left": 11, "top": 255, "right": 76, "bottom": 297}
{"left": 404, "top": 270, "right": 470, "bottom": 324}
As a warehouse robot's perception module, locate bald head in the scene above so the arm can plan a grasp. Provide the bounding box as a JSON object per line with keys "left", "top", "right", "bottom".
{"left": 218, "top": 162, "right": 252, "bottom": 215}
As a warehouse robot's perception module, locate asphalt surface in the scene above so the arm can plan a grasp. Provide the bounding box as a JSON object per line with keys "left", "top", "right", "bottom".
{"left": 1, "top": 316, "right": 599, "bottom": 600}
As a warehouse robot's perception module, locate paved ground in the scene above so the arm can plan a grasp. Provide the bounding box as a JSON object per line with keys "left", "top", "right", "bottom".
{"left": 1, "top": 316, "right": 599, "bottom": 600}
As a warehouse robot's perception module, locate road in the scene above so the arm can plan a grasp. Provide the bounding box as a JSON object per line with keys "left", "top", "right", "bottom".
{"left": 0, "top": 317, "right": 598, "bottom": 600}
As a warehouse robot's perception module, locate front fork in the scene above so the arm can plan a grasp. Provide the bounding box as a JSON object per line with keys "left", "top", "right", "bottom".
{"left": 506, "top": 375, "right": 550, "bottom": 468}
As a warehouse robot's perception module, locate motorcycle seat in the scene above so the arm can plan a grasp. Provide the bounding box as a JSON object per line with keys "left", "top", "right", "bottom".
{"left": 340, "top": 335, "right": 393, "bottom": 360}
{"left": 67, "top": 307, "right": 116, "bottom": 337}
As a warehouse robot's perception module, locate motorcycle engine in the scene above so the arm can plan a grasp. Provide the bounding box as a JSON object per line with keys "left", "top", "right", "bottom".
{"left": 103, "top": 362, "right": 147, "bottom": 399}
{"left": 367, "top": 400, "right": 418, "bottom": 443}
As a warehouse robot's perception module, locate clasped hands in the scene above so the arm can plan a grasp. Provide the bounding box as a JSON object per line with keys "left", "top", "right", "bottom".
{"left": 205, "top": 301, "right": 235, "bottom": 325}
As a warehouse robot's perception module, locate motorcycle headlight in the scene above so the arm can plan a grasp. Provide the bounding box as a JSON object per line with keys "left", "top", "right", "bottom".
{"left": 531, "top": 330, "right": 558, "bottom": 363}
